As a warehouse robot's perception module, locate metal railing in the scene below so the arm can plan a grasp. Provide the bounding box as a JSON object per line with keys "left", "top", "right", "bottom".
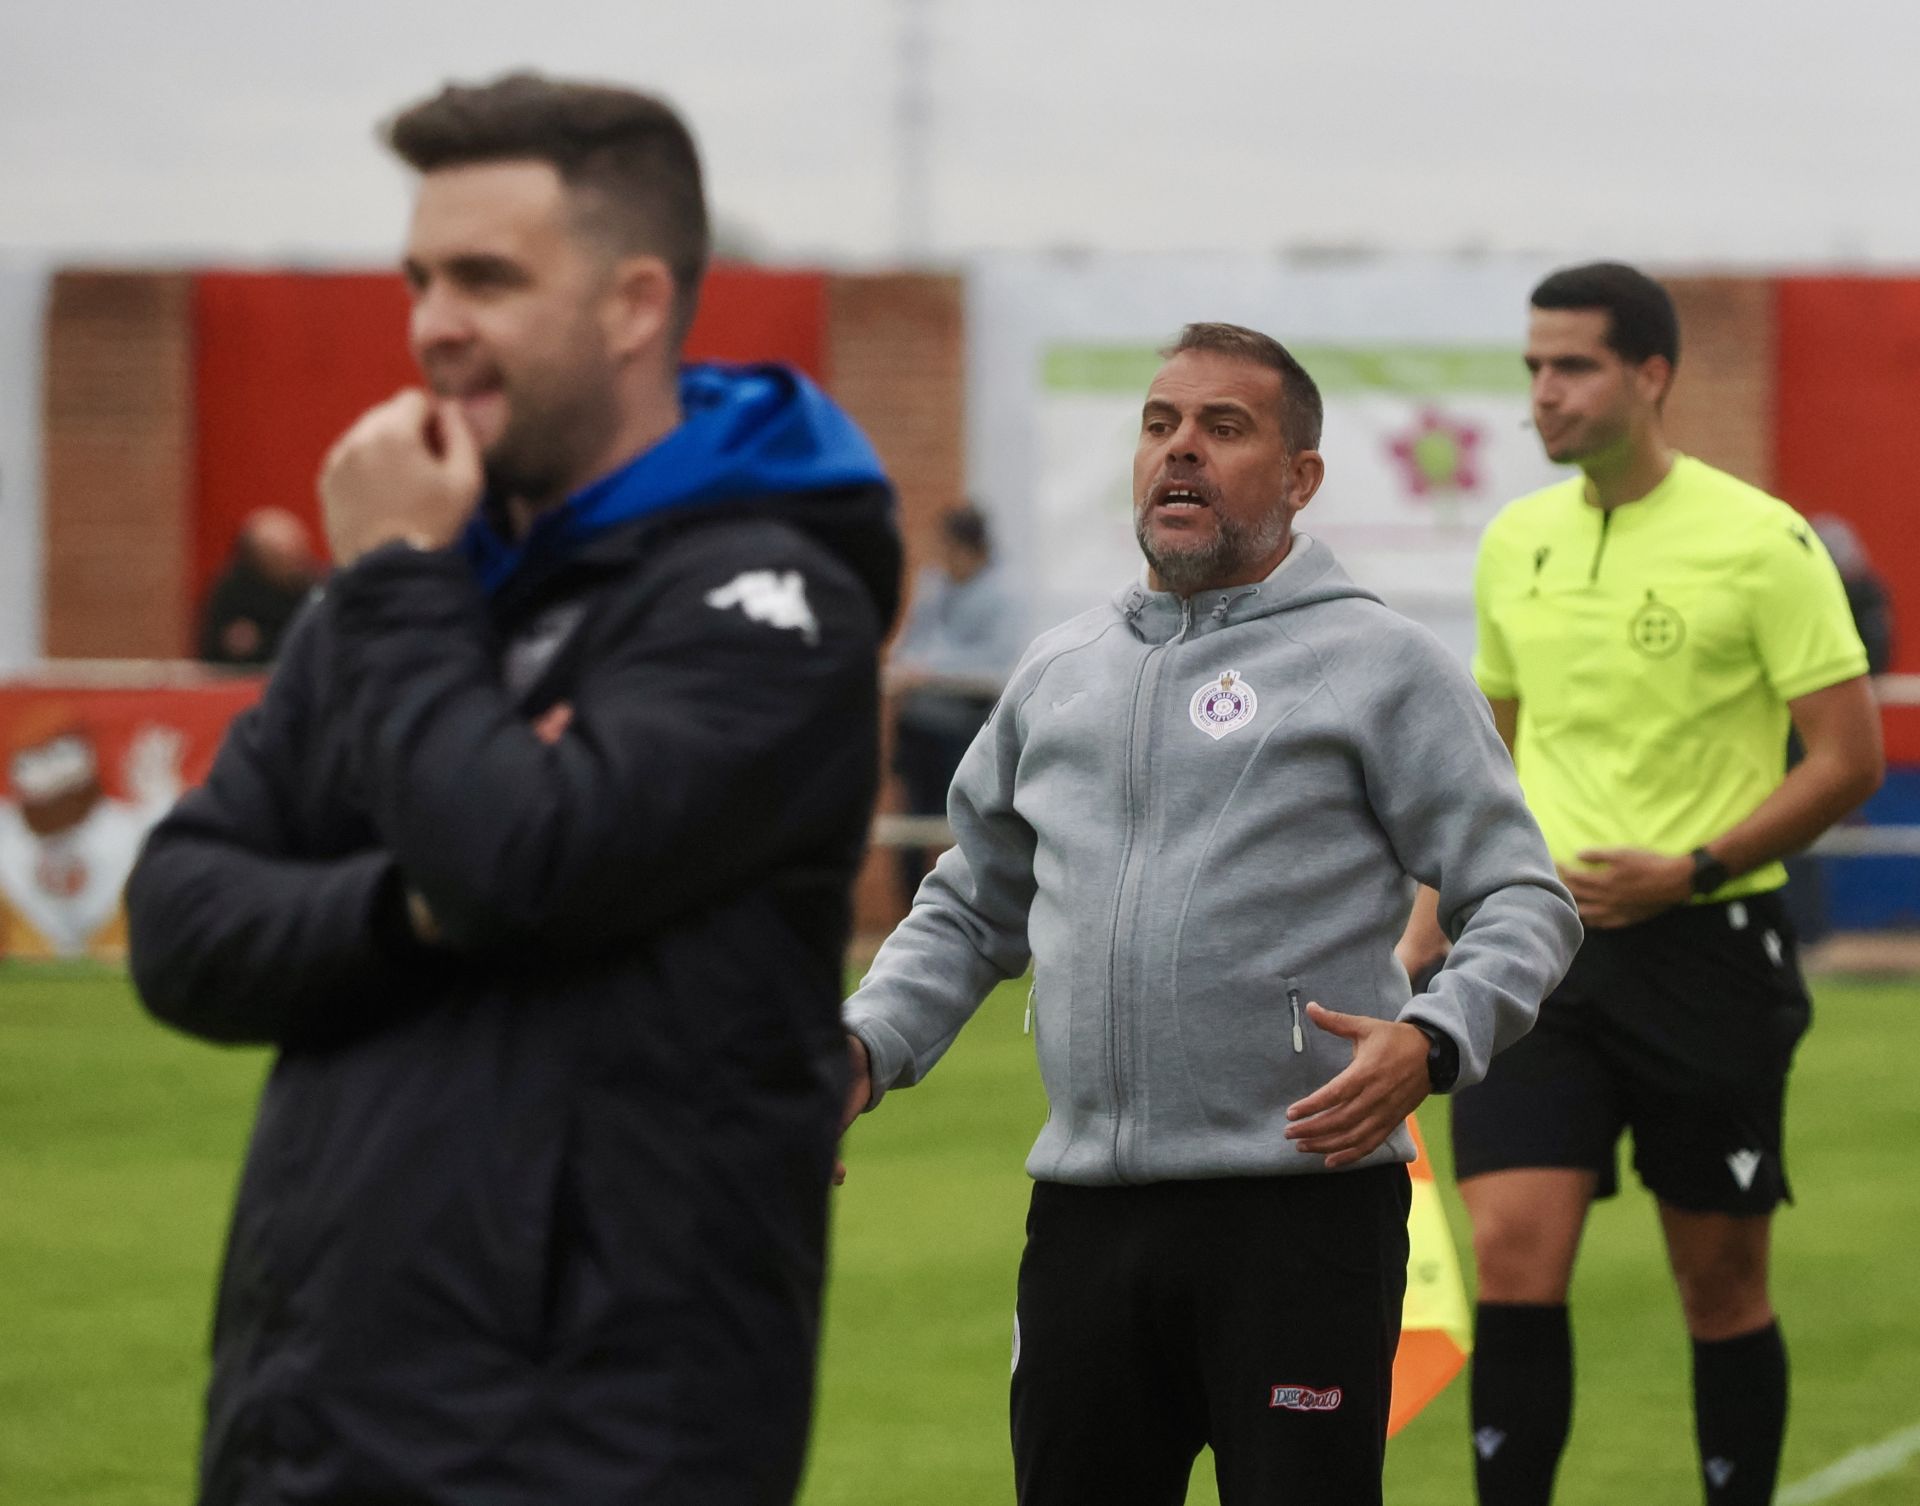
{"left": 870, "top": 673, "right": 1920, "bottom": 856}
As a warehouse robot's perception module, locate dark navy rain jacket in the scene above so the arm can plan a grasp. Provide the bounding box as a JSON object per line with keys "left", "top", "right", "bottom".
{"left": 127, "top": 364, "right": 901, "bottom": 1506}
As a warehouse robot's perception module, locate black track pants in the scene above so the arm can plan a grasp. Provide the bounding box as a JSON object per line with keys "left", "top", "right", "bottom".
{"left": 1010, "top": 1167, "right": 1411, "bottom": 1506}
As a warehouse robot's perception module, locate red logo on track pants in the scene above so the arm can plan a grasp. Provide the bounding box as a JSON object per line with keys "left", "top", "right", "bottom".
{"left": 1269, "top": 1385, "right": 1344, "bottom": 1412}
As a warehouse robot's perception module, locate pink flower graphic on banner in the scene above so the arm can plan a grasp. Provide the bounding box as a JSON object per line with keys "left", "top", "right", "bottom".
{"left": 1388, "top": 408, "right": 1484, "bottom": 497}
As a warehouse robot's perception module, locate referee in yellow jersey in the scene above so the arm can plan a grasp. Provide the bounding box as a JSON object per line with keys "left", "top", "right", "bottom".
{"left": 1401, "top": 263, "right": 1884, "bottom": 1506}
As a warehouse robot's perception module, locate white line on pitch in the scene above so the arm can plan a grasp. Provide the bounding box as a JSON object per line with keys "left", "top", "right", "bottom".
{"left": 1777, "top": 1422, "right": 1920, "bottom": 1505}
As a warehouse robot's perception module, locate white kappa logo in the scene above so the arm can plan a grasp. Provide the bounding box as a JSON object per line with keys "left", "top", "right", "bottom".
{"left": 1189, "top": 669, "right": 1258, "bottom": 740}
{"left": 1727, "top": 1149, "right": 1763, "bottom": 1192}
{"left": 704, "top": 569, "right": 820, "bottom": 645}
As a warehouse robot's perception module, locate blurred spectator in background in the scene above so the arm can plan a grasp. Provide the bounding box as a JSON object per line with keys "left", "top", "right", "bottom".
{"left": 197, "top": 507, "right": 319, "bottom": 666}
{"left": 1809, "top": 515, "right": 1893, "bottom": 675}
{"left": 1784, "top": 514, "right": 1896, "bottom": 942}
{"left": 887, "top": 502, "right": 1023, "bottom": 896}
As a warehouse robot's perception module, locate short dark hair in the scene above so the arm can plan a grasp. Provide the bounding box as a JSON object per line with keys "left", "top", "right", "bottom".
{"left": 1161, "top": 322, "right": 1324, "bottom": 453}
{"left": 940, "top": 504, "right": 991, "bottom": 556}
{"left": 1530, "top": 262, "right": 1679, "bottom": 369}
{"left": 386, "top": 73, "right": 710, "bottom": 344}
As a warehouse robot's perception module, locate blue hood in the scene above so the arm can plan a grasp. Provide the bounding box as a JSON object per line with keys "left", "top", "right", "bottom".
{"left": 462, "top": 362, "right": 890, "bottom": 598}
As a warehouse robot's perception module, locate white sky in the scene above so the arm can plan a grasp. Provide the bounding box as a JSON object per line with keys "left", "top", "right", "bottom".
{"left": 3, "top": 0, "right": 1917, "bottom": 268}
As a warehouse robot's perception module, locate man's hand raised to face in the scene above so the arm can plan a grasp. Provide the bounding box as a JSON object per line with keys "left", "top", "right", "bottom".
{"left": 1283, "top": 1003, "right": 1430, "bottom": 1169}
{"left": 320, "top": 390, "right": 484, "bottom": 567}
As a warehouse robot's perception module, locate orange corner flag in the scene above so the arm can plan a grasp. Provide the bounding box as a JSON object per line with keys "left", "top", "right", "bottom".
{"left": 1390, "top": 1116, "right": 1472, "bottom": 1437}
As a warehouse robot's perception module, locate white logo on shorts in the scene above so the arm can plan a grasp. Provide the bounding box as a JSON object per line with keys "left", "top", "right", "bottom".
{"left": 1727, "top": 1149, "right": 1763, "bottom": 1192}
{"left": 1474, "top": 1427, "right": 1507, "bottom": 1460}
{"left": 1706, "top": 1457, "right": 1736, "bottom": 1488}
{"left": 704, "top": 569, "right": 820, "bottom": 645}
{"left": 1190, "top": 670, "right": 1258, "bottom": 740}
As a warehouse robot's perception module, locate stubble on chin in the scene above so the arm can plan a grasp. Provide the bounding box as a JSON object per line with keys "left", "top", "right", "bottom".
{"left": 1139, "top": 527, "right": 1235, "bottom": 596}
{"left": 1135, "top": 500, "right": 1292, "bottom": 596}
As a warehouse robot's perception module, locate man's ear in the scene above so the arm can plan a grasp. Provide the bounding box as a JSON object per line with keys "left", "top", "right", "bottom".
{"left": 602, "top": 255, "right": 676, "bottom": 361}
{"left": 1289, "top": 449, "right": 1327, "bottom": 512}
{"left": 1638, "top": 353, "right": 1676, "bottom": 408}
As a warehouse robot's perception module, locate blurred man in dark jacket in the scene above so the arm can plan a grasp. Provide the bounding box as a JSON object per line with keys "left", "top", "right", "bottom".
{"left": 196, "top": 507, "right": 319, "bottom": 666}
{"left": 127, "top": 73, "right": 899, "bottom": 1506}
{"left": 1784, "top": 514, "right": 1896, "bottom": 941}
{"left": 1810, "top": 515, "right": 1893, "bottom": 675}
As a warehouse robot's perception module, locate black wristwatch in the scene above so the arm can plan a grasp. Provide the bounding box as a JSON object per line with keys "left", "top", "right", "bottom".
{"left": 1689, "top": 846, "right": 1733, "bottom": 896}
{"left": 1407, "top": 1019, "right": 1460, "bottom": 1094}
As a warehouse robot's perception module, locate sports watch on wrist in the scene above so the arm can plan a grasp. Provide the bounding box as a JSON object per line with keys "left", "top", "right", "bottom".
{"left": 1689, "top": 846, "right": 1733, "bottom": 896}
{"left": 1407, "top": 1019, "right": 1460, "bottom": 1094}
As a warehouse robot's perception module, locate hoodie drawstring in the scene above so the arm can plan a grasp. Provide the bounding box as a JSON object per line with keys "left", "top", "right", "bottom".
{"left": 1211, "top": 585, "right": 1260, "bottom": 622}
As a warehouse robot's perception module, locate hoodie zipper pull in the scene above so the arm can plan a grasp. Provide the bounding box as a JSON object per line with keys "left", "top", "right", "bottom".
{"left": 1287, "top": 986, "right": 1305, "bottom": 1053}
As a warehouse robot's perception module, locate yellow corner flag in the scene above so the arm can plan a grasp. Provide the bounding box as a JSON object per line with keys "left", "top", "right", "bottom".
{"left": 1390, "top": 1115, "right": 1472, "bottom": 1437}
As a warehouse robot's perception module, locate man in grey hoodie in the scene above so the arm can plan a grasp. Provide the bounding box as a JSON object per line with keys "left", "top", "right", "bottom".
{"left": 840, "top": 322, "right": 1580, "bottom": 1506}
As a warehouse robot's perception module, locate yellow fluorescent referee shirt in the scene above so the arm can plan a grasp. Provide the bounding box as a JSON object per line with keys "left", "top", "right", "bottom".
{"left": 1473, "top": 454, "right": 1870, "bottom": 901}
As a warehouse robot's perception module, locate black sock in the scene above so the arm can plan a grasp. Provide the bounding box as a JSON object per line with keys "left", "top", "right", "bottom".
{"left": 1693, "top": 1322, "right": 1788, "bottom": 1506}
{"left": 1470, "top": 1302, "right": 1573, "bottom": 1506}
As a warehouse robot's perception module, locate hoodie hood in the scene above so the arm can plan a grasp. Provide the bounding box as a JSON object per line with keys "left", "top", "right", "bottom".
{"left": 463, "top": 361, "right": 899, "bottom": 623}
{"left": 1113, "top": 535, "right": 1381, "bottom": 644}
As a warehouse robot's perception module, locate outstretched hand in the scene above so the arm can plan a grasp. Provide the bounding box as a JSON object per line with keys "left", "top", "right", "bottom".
{"left": 834, "top": 1034, "right": 874, "bottom": 1186}
{"left": 1283, "top": 1003, "right": 1429, "bottom": 1169}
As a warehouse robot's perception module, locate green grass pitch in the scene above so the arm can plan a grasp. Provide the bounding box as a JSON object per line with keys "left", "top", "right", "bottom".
{"left": 2, "top": 965, "right": 1916, "bottom": 1504}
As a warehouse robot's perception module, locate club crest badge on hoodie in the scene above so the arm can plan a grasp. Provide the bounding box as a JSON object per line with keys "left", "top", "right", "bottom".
{"left": 1190, "top": 670, "right": 1258, "bottom": 740}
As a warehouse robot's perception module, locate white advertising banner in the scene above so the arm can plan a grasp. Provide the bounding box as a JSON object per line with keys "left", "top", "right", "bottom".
{"left": 0, "top": 263, "right": 49, "bottom": 673}
{"left": 966, "top": 254, "right": 1571, "bottom": 661}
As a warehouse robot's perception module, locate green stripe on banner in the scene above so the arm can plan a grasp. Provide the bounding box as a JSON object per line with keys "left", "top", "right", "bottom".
{"left": 1042, "top": 344, "right": 1531, "bottom": 395}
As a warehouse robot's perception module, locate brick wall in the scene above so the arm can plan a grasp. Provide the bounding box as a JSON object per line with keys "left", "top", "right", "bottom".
{"left": 825, "top": 273, "right": 969, "bottom": 939}
{"left": 1661, "top": 276, "right": 1776, "bottom": 491}
{"left": 826, "top": 273, "right": 967, "bottom": 566}
{"left": 42, "top": 272, "right": 196, "bottom": 658}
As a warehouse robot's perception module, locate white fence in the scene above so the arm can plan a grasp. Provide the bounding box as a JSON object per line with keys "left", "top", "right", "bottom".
{"left": 870, "top": 675, "right": 1920, "bottom": 858}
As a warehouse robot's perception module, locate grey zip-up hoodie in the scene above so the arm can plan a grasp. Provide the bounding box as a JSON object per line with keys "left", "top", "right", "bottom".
{"left": 846, "top": 537, "right": 1580, "bottom": 1185}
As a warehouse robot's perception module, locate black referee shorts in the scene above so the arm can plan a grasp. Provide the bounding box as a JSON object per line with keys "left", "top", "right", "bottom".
{"left": 1010, "top": 1167, "right": 1411, "bottom": 1506}
{"left": 1452, "top": 891, "right": 1812, "bottom": 1214}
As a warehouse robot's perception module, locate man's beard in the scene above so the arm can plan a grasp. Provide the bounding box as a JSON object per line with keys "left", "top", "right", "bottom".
{"left": 482, "top": 442, "right": 567, "bottom": 509}
{"left": 1540, "top": 408, "right": 1630, "bottom": 467}
{"left": 1135, "top": 496, "right": 1293, "bottom": 596}
{"left": 481, "top": 380, "right": 621, "bottom": 510}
